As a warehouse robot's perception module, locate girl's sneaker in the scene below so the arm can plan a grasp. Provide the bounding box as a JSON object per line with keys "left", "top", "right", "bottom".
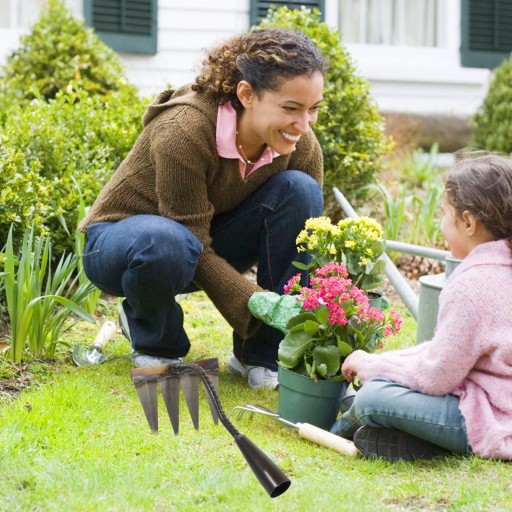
{"left": 353, "top": 426, "right": 449, "bottom": 462}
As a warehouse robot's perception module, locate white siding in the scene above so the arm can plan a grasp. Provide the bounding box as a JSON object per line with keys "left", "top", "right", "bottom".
{"left": 119, "top": 0, "right": 250, "bottom": 98}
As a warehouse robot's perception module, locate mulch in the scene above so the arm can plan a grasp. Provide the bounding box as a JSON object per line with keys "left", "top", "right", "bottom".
{"left": 0, "top": 364, "right": 33, "bottom": 402}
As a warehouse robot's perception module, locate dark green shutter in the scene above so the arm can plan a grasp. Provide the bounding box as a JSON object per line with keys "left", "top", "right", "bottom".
{"left": 461, "top": 0, "right": 512, "bottom": 68}
{"left": 84, "top": 0, "right": 157, "bottom": 54}
{"left": 250, "top": 1, "right": 325, "bottom": 26}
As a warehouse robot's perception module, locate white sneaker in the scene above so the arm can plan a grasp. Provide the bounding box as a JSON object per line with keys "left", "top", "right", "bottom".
{"left": 227, "top": 354, "right": 278, "bottom": 390}
{"left": 119, "top": 303, "right": 182, "bottom": 368}
{"left": 132, "top": 352, "right": 182, "bottom": 368}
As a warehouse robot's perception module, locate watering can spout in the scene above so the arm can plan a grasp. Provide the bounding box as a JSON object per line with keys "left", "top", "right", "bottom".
{"left": 234, "top": 435, "right": 291, "bottom": 498}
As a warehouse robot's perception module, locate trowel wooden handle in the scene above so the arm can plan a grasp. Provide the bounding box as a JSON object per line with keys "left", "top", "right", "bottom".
{"left": 91, "top": 321, "right": 117, "bottom": 350}
{"left": 297, "top": 423, "right": 359, "bottom": 457}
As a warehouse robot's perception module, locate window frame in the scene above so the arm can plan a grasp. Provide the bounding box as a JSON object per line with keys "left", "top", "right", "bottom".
{"left": 460, "top": 0, "right": 512, "bottom": 69}
{"left": 83, "top": 0, "right": 158, "bottom": 55}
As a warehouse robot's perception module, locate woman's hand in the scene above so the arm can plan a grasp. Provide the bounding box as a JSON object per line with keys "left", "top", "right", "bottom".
{"left": 342, "top": 350, "right": 370, "bottom": 382}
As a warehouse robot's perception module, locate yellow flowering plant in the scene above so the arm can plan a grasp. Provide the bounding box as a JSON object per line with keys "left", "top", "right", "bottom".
{"left": 294, "top": 216, "right": 386, "bottom": 291}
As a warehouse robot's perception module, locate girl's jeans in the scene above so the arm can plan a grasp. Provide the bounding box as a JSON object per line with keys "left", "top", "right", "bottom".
{"left": 330, "top": 378, "right": 471, "bottom": 454}
{"left": 82, "top": 170, "right": 323, "bottom": 368}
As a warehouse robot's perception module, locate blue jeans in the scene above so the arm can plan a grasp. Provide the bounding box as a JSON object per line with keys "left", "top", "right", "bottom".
{"left": 82, "top": 170, "right": 323, "bottom": 367}
{"left": 330, "top": 378, "right": 471, "bottom": 454}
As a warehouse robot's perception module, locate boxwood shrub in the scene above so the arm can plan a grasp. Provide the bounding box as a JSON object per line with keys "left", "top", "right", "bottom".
{"left": 259, "top": 7, "right": 391, "bottom": 216}
{"left": 472, "top": 55, "right": 512, "bottom": 154}
{"left": 0, "top": 0, "right": 136, "bottom": 104}
{"left": 0, "top": 0, "right": 145, "bottom": 253}
{"left": 0, "top": 87, "right": 144, "bottom": 253}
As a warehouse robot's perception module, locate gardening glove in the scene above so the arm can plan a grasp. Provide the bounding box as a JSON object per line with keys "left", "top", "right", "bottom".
{"left": 248, "top": 292, "right": 303, "bottom": 334}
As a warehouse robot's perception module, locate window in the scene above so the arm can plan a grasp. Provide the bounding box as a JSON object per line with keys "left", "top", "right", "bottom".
{"left": 83, "top": 0, "right": 157, "bottom": 54}
{"left": 0, "top": 0, "right": 41, "bottom": 29}
{"left": 250, "top": 1, "right": 325, "bottom": 26}
{"left": 338, "top": 0, "right": 438, "bottom": 47}
{"left": 460, "top": 0, "right": 512, "bottom": 68}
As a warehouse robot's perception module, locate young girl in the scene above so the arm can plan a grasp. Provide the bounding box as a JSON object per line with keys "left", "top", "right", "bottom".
{"left": 331, "top": 153, "right": 512, "bottom": 461}
{"left": 80, "top": 28, "right": 327, "bottom": 388}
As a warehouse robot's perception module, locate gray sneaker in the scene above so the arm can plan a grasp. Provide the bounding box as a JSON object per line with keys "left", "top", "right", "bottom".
{"left": 131, "top": 352, "right": 182, "bottom": 368}
{"left": 118, "top": 303, "right": 182, "bottom": 368}
{"left": 227, "top": 354, "right": 278, "bottom": 390}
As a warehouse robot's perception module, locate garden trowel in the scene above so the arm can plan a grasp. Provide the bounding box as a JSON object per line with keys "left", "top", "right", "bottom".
{"left": 73, "top": 320, "right": 117, "bottom": 367}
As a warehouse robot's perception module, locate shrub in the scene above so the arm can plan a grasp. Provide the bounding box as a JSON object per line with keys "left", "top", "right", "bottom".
{"left": 259, "top": 7, "right": 391, "bottom": 216}
{"left": 472, "top": 55, "right": 512, "bottom": 153}
{"left": 0, "top": 0, "right": 146, "bottom": 253}
{"left": 0, "top": 86, "right": 145, "bottom": 252}
{"left": 0, "top": 0, "right": 136, "bottom": 104}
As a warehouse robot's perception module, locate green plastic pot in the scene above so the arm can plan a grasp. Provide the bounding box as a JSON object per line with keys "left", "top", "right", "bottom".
{"left": 278, "top": 367, "right": 348, "bottom": 430}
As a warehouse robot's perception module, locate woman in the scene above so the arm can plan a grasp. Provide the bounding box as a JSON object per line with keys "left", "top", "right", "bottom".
{"left": 80, "top": 28, "right": 328, "bottom": 388}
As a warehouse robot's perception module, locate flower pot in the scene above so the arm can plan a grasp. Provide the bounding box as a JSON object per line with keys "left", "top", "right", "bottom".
{"left": 368, "top": 291, "right": 389, "bottom": 310}
{"left": 278, "top": 367, "right": 348, "bottom": 430}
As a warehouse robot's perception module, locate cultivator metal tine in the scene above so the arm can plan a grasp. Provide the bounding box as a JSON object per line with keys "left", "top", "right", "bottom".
{"left": 130, "top": 358, "right": 219, "bottom": 434}
{"left": 180, "top": 373, "right": 199, "bottom": 430}
{"left": 159, "top": 376, "right": 181, "bottom": 434}
{"left": 134, "top": 379, "right": 159, "bottom": 432}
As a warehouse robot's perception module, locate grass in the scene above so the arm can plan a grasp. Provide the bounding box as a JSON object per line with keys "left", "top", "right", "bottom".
{"left": 1, "top": 293, "right": 511, "bottom": 512}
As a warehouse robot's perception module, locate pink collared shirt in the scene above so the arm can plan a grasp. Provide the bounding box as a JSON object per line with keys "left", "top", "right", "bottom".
{"left": 216, "top": 101, "right": 280, "bottom": 179}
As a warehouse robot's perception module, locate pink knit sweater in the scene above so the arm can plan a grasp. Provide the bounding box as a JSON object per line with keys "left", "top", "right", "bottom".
{"left": 358, "top": 240, "right": 512, "bottom": 459}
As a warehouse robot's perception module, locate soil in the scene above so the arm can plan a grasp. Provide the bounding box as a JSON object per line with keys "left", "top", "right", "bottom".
{"left": 0, "top": 366, "right": 33, "bottom": 402}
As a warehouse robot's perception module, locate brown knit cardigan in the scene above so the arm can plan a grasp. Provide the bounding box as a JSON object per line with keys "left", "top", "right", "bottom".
{"left": 81, "top": 84, "right": 324, "bottom": 338}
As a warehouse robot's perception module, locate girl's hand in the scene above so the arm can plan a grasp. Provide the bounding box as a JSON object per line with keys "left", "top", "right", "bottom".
{"left": 342, "top": 350, "right": 369, "bottom": 382}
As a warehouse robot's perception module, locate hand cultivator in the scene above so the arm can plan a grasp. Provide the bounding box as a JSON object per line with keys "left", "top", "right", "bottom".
{"left": 229, "top": 404, "right": 359, "bottom": 457}
{"left": 130, "top": 358, "right": 291, "bottom": 498}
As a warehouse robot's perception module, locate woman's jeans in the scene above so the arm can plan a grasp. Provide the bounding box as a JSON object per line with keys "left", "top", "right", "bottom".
{"left": 330, "top": 378, "right": 471, "bottom": 454}
{"left": 82, "top": 171, "right": 323, "bottom": 367}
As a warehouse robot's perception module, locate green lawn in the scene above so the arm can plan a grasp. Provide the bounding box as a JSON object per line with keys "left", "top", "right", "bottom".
{"left": 1, "top": 292, "right": 511, "bottom": 512}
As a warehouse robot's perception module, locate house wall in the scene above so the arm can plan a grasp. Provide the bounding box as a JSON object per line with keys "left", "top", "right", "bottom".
{"left": 0, "top": 0, "right": 492, "bottom": 117}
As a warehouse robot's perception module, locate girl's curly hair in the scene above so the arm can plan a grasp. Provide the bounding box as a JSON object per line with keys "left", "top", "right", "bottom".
{"left": 192, "top": 28, "right": 328, "bottom": 110}
{"left": 446, "top": 151, "right": 512, "bottom": 248}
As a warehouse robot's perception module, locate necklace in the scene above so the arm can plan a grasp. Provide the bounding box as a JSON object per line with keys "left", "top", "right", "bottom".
{"left": 236, "top": 130, "right": 255, "bottom": 165}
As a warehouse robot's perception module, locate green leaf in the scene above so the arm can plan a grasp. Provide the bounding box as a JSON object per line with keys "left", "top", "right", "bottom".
{"left": 370, "top": 240, "right": 385, "bottom": 256}
{"left": 38, "top": 295, "right": 96, "bottom": 324}
{"left": 286, "top": 312, "right": 317, "bottom": 329}
{"left": 315, "top": 307, "right": 330, "bottom": 325}
{"left": 291, "top": 260, "right": 313, "bottom": 270}
{"left": 278, "top": 330, "right": 314, "bottom": 368}
{"left": 369, "top": 259, "right": 386, "bottom": 275}
{"left": 337, "top": 340, "right": 353, "bottom": 357}
{"left": 312, "top": 345, "right": 341, "bottom": 378}
{"left": 303, "top": 319, "right": 320, "bottom": 336}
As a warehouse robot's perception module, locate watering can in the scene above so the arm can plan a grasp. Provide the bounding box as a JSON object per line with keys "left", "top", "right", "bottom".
{"left": 333, "top": 188, "right": 461, "bottom": 344}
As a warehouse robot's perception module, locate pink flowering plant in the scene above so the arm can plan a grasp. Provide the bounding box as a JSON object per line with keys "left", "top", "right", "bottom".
{"left": 278, "top": 262, "right": 402, "bottom": 381}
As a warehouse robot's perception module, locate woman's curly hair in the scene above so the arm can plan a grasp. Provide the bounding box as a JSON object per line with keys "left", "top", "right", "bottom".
{"left": 192, "top": 28, "right": 328, "bottom": 110}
